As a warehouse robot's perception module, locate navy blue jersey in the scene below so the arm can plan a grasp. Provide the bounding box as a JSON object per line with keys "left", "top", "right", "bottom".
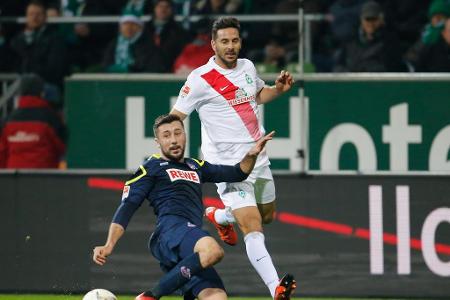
{"left": 112, "top": 154, "right": 248, "bottom": 229}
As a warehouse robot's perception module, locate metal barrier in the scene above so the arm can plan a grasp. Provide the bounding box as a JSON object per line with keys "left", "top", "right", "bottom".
{"left": 0, "top": 73, "right": 20, "bottom": 120}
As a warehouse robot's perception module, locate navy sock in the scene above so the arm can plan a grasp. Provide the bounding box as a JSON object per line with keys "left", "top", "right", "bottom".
{"left": 145, "top": 252, "right": 203, "bottom": 298}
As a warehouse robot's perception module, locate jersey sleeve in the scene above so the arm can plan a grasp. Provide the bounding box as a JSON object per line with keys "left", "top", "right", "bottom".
{"left": 255, "top": 75, "right": 265, "bottom": 92}
{"left": 248, "top": 59, "right": 266, "bottom": 92}
{"left": 112, "top": 165, "right": 154, "bottom": 228}
{"left": 173, "top": 73, "right": 202, "bottom": 115}
{"left": 200, "top": 160, "right": 249, "bottom": 183}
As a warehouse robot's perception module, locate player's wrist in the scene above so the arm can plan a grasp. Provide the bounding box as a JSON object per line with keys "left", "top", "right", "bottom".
{"left": 272, "top": 84, "right": 284, "bottom": 94}
{"left": 104, "top": 242, "right": 115, "bottom": 250}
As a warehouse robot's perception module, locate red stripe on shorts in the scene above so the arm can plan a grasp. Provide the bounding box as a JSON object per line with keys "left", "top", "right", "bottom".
{"left": 201, "top": 68, "right": 261, "bottom": 140}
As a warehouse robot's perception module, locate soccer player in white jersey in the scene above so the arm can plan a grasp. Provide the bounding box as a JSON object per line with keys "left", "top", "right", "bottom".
{"left": 170, "top": 17, "right": 296, "bottom": 300}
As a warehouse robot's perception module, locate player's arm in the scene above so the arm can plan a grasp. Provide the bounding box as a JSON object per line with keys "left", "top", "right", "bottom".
{"left": 93, "top": 223, "right": 124, "bottom": 266}
{"left": 169, "top": 108, "right": 188, "bottom": 120}
{"left": 201, "top": 131, "right": 275, "bottom": 182}
{"left": 239, "top": 131, "right": 275, "bottom": 173}
{"left": 93, "top": 165, "right": 153, "bottom": 266}
{"left": 171, "top": 75, "right": 201, "bottom": 120}
{"left": 256, "top": 70, "right": 295, "bottom": 104}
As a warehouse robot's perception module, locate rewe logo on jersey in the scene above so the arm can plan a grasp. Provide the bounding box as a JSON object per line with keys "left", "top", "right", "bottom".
{"left": 166, "top": 168, "right": 200, "bottom": 183}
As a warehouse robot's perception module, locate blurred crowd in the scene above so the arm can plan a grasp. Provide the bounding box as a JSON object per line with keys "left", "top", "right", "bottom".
{"left": 1, "top": 0, "right": 450, "bottom": 81}
{"left": 1, "top": 0, "right": 450, "bottom": 169}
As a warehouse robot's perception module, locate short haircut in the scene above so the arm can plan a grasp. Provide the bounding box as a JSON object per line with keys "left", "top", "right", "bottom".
{"left": 27, "top": 0, "right": 46, "bottom": 10}
{"left": 19, "top": 73, "right": 44, "bottom": 97}
{"left": 153, "top": 114, "right": 184, "bottom": 136}
{"left": 211, "top": 17, "right": 240, "bottom": 40}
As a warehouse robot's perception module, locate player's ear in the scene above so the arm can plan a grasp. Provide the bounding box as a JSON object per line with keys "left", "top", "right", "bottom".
{"left": 154, "top": 137, "right": 161, "bottom": 148}
{"left": 211, "top": 39, "right": 216, "bottom": 52}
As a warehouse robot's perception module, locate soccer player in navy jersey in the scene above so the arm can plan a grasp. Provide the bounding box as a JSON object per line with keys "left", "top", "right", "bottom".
{"left": 93, "top": 114, "right": 275, "bottom": 300}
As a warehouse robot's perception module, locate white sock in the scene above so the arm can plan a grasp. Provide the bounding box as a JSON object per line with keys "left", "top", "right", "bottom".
{"left": 244, "top": 231, "right": 279, "bottom": 298}
{"left": 214, "top": 207, "right": 235, "bottom": 225}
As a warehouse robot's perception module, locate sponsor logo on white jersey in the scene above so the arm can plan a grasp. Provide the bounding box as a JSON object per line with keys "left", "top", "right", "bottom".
{"left": 166, "top": 168, "right": 200, "bottom": 183}
{"left": 227, "top": 94, "right": 256, "bottom": 106}
{"left": 226, "top": 87, "right": 256, "bottom": 106}
{"left": 180, "top": 85, "right": 190, "bottom": 98}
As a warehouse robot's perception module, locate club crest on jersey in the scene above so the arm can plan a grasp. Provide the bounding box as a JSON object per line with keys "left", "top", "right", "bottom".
{"left": 235, "top": 87, "right": 248, "bottom": 99}
{"left": 180, "top": 85, "right": 190, "bottom": 98}
{"left": 245, "top": 73, "right": 253, "bottom": 84}
{"left": 166, "top": 168, "right": 200, "bottom": 183}
{"left": 180, "top": 266, "right": 191, "bottom": 279}
{"left": 186, "top": 160, "right": 198, "bottom": 170}
{"left": 122, "top": 185, "right": 130, "bottom": 200}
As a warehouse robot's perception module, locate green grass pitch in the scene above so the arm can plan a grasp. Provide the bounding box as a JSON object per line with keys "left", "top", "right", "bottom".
{"left": 0, "top": 296, "right": 424, "bottom": 300}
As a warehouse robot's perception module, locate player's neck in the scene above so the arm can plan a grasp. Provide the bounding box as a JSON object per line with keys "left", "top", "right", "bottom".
{"left": 160, "top": 153, "right": 184, "bottom": 163}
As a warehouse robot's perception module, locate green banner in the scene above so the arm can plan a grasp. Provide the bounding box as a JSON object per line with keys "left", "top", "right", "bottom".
{"left": 307, "top": 78, "right": 450, "bottom": 172}
{"left": 65, "top": 75, "right": 296, "bottom": 169}
{"left": 65, "top": 74, "right": 450, "bottom": 172}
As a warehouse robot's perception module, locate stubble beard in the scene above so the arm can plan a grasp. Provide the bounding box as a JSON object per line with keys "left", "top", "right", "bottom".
{"left": 217, "top": 51, "right": 238, "bottom": 69}
{"left": 162, "top": 146, "right": 185, "bottom": 162}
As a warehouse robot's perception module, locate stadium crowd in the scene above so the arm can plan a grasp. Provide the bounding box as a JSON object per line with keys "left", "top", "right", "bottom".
{"left": 0, "top": 0, "right": 450, "bottom": 169}
{"left": 1, "top": 0, "right": 450, "bottom": 77}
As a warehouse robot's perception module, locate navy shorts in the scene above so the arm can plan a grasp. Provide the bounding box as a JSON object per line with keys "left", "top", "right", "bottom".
{"left": 149, "top": 216, "right": 225, "bottom": 298}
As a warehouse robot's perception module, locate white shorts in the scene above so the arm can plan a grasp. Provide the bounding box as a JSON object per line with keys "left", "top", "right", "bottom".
{"left": 216, "top": 165, "right": 276, "bottom": 210}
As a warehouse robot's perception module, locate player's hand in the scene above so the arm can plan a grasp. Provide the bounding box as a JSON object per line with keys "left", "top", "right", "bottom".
{"left": 249, "top": 131, "right": 275, "bottom": 156}
{"left": 274, "top": 70, "right": 295, "bottom": 93}
{"left": 93, "top": 245, "right": 113, "bottom": 266}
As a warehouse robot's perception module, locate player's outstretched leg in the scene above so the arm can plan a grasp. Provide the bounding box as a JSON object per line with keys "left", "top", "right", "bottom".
{"left": 274, "top": 274, "right": 297, "bottom": 300}
{"left": 205, "top": 207, "right": 237, "bottom": 246}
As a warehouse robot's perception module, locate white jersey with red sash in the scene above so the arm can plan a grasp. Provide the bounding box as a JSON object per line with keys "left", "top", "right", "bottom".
{"left": 174, "top": 56, "right": 270, "bottom": 168}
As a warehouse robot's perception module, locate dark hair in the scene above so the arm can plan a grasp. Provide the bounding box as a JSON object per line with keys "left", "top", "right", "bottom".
{"left": 211, "top": 17, "right": 240, "bottom": 40}
{"left": 27, "top": 0, "right": 46, "bottom": 10}
{"left": 19, "top": 73, "right": 44, "bottom": 97}
{"left": 153, "top": 114, "right": 184, "bottom": 136}
{"left": 152, "top": 0, "right": 173, "bottom": 10}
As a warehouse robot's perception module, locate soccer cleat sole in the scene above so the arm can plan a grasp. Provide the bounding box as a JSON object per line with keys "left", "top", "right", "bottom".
{"left": 274, "top": 274, "right": 297, "bottom": 300}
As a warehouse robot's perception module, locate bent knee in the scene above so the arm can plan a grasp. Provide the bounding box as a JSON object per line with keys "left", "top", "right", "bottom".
{"left": 203, "top": 243, "right": 224, "bottom": 266}
{"left": 213, "top": 245, "right": 225, "bottom": 263}
{"left": 207, "top": 245, "right": 224, "bottom": 265}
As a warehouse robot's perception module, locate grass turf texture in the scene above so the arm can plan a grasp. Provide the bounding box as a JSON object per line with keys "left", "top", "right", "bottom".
{"left": 0, "top": 296, "right": 426, "bottom": 300}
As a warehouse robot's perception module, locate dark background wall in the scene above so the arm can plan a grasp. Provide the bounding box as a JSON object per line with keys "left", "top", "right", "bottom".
{"left": 1, "top": 172, "right": 449, "bottom": 297}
